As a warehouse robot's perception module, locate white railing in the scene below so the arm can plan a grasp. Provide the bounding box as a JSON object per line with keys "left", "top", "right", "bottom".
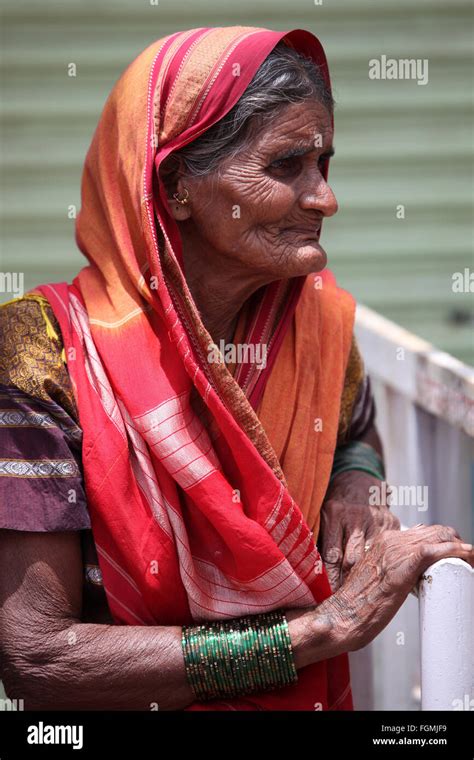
{"left": 349, "top": 305, "right": 474, "bottom": 710}
{"left": 419, "top": 558, "right": 473, "bottom": 711}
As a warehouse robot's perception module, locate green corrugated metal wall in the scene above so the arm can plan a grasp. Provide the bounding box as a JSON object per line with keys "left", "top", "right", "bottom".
{"left": 1, "top": 0, "right": 473, "bottom": 363}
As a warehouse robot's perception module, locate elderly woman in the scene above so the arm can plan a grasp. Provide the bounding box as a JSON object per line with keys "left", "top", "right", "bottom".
{"left": 1, "top": 26, "right": 472, "bottom": 712}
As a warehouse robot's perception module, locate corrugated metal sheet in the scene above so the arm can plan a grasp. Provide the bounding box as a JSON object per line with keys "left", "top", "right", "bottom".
{"left": 1, "top": 0, "right": 473, "bottom": 362}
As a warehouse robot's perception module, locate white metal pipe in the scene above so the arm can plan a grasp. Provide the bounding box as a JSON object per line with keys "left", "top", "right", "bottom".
{"left": 419, "top": 558, "right": 473, "bottom": 711}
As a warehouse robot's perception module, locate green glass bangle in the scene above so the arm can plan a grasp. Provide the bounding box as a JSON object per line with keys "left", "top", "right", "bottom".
{"left": 182, "top": 610, "right": 298, "bottom": 702}
{"left": 330, "top": 440, "right": 385, "bottom": 483}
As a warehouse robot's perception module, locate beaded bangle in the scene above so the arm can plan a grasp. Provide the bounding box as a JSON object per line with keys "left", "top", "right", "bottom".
{"left": 330, "top": 440, "right": 385, "bottom": 483}
{"left": 182, "top": 610, "right": 298, "bottom": 701}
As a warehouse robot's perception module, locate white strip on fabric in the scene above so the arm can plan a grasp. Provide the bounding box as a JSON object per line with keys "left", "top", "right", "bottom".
{"left": 95, "top": 543, "right": 143, "bottom": 597}
{"left": 117, "top": 399, "right": 173, "bottom": 540}
{"left": 89, "top": 305, "right": 152, "bottom": 329}
{"left": 69, "top": 294, "right": 127, "bottom": 440}
{"left": 131, "top": 392, "right": 220, "bottom": 489}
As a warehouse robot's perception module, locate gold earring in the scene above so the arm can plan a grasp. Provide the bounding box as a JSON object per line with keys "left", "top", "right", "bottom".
{"left": 173, "top": 188, "right": 189, "bottom": 205}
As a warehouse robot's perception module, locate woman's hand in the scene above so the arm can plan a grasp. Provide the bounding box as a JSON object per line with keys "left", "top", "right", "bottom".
{"left": 323, "top": 524, "right": 474, "bottom": 655}
{"left": 320, "top": 470, "right": 400, "bottom": 592}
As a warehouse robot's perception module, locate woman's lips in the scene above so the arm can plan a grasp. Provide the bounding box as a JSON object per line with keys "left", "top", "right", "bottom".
{"left": 284, "top": 226, "right": 321, "bottom": 238}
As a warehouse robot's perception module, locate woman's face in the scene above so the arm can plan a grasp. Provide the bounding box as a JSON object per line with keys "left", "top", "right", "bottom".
{"left": 175, "top": 99, "right": 337, "bottom": 282}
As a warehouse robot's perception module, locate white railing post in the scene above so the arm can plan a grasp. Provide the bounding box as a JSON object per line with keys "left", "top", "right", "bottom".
{"left": 419, "top": 558, "right": 473, "bottom": 711}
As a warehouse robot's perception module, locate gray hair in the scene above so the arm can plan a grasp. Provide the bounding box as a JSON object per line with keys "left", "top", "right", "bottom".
{"left": 167, "top": 42, "right": 334, "bottom": 180}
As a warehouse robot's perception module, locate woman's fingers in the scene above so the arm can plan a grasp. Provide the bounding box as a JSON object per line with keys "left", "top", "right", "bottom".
{"left": 320, "top": 506, "right": 345, "bottom": 593}
{"left": 385, "top": 511, "right": 401, "bottom": 531}
{"left": 366, "top": 507, "right": 400, "bottom": 537}
{"left": 330, "top": 522, "right": 473, "bottom": 653}
{"left": 405, "top": 523, "right": 462, "bottom": 546}
{"left": 427, "top": 524, "right": 461, "bottom": 541}
{"left": 400, "top": 524, "right": 473, "bottom": 576}
{"left": 341, "top": 529, "right": 366, "bottom": 582}
{"left": 330, "top": 520, "right": 469, "bottom": 597}
{"left": 322, "top": 546, "right": 343, "bottom": 593}
{"left": 422, "top": 539, "right": 474, "bottom": 569}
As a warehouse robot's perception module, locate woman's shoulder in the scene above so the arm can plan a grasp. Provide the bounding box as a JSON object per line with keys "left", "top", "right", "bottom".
{"left": 0, "top": 294, "right": 78, "bottom": 423}
{"left": 0, "top": 295, "right": 90, "bottom": 534}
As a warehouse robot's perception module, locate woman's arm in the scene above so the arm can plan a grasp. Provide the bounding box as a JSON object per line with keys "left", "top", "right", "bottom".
{"left": 2, "top": 526, "right": 472, "bottom": 710}
{"left": 0, "top": 530, "right": 341, "bottom": 710}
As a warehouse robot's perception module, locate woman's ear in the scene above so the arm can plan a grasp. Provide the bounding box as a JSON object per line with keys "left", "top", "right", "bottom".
{"left": 159, "top": 154, "right": 192, "bottom": 221}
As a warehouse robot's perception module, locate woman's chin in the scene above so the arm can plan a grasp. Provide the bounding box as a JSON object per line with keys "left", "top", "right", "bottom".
{"left": 292, "top": 241, "right": 327, "bottom": 275}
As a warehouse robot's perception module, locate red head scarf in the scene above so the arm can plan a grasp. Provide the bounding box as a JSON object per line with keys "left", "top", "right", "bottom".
{"left": 36, "top": 26, "right": 353, "bottom": 710}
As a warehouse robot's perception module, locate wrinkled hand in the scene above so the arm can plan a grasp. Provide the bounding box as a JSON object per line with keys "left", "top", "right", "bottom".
{"left": 320, "top": 471, "right": 400, "bottom": 592}
{"left": 328, "top": 524, "right": 474, "bottom": 652}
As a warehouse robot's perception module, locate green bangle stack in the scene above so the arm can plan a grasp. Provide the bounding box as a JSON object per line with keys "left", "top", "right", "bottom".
{"left": 330, "top": 440, "right": 385, "bottom": 483}
{"left": 182, "top": 609, "right": 298, "bottom": 701}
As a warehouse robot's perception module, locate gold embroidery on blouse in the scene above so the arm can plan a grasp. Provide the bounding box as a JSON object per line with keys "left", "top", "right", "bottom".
{"left": 0, "top": 296, "right": 78, "bottom": 422}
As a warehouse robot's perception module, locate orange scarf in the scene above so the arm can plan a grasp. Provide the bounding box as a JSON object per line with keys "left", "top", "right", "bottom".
{"left": 257, "top": 271, "right": 354, "bottom": 541}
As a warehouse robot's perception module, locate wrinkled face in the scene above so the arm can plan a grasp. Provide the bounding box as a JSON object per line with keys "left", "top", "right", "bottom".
{"left": 177, "top": 100, "right": 337, "bottom": 281}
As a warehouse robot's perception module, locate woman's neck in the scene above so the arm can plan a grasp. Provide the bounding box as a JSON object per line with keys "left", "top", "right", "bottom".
{"left": 186, "top": 272, "right": 250, "bottom": 346}
{"left": 180, "top": 234, "right": 269, "bottom": 347}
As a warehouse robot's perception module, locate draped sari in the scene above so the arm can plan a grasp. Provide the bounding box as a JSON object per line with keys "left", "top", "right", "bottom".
{"left": 34, "top": 26, "right": 355, "bottom": 710}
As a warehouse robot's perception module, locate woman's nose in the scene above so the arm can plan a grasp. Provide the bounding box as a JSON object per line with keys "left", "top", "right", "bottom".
{"left": 299, "top": 176, "right": 338, "bottom": 218}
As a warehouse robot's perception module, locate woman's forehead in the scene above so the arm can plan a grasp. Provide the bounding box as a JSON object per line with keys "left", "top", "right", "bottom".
{"left": 255, "top": 102, "right": 334, "bottom": 152}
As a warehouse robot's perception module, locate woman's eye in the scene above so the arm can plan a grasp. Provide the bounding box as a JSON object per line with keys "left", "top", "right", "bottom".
{"left": 268, "top": 154, "right": 329, "bottom": 177}
{"left": 268, "top": 156, "right": 301, "bottom": 175}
